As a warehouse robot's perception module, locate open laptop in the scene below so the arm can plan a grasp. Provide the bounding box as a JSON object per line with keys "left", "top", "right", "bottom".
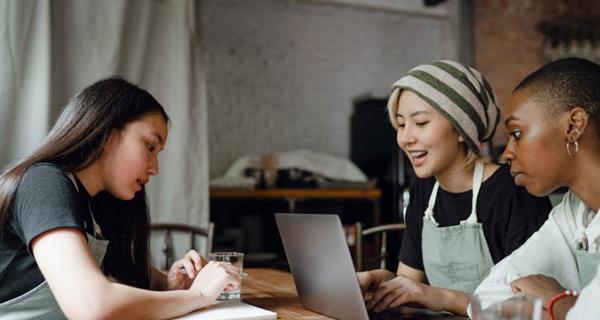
{"left": 275, "top": 213, "right": 453, "bottom": 320}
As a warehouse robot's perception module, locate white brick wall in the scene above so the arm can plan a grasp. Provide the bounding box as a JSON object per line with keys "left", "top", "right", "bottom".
{"left": 201, "top": 0, "right": 455, "bottom": 177}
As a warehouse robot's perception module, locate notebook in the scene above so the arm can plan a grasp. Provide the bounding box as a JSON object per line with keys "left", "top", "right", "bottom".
{"left": 175, "top": 300, "right": 276, "bottom": 320}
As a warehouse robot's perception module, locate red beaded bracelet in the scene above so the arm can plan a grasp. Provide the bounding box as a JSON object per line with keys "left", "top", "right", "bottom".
{"left": 547, "top": 290, "right": 578, "bottom": 320}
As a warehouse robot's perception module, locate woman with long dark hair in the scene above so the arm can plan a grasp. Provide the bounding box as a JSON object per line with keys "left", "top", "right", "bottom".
{"left": 0, "top": 78, "right": 241, "bottom": 319}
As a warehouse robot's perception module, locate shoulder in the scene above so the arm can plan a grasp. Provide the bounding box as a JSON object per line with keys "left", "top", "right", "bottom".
{"left": 18, "top": 163, "right": 75, "bottom": 193}
{"left": 13, "top": 162, "right": 79, "bottom": 215}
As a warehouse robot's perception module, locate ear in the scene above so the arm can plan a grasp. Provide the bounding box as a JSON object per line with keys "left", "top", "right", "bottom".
{"left": 457, "top": 134, "right": 464, "bottom": 143}
{"left": 565, "top": 107, "right": 589, "bottom": 142}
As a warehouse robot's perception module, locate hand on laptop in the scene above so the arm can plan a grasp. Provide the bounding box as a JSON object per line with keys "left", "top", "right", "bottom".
{"left": 357, "top": 269, "right": 395, "bottom": 294}
{"left": 189, "top": 261, "right": 242, "bottom": 303}
{"left": 166, "top": 250, "right": 208, "bottom": 290}
{"left": 367, "top": 275, "right": 428, "bottom": 313}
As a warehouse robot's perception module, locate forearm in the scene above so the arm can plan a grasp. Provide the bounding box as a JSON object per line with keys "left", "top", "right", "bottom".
{"left": 94, "top": 282, "right": 209, "bottom": 319}
{"left": 426, "top": 286, "right": 470, "bottom": 316}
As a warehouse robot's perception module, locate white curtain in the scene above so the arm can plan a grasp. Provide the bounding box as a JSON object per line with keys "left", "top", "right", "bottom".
{"left": 0, "top": 0, "right": 210, "bottom": 264}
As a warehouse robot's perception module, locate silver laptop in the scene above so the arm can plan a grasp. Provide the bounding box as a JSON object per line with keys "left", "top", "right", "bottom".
{"left": 275, "top": 213, "right": 370, "bottom": 320}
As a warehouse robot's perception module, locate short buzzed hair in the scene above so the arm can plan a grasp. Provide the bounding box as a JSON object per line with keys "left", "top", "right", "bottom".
{"left": 514, "top": 58, "right": 600, "bottom": 135}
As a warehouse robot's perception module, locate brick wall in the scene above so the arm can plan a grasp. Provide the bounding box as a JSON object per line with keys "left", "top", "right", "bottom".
{"left": 200, "top": 0, "right": 455, "bottom": 177}
{"left": 474, "top": 0, "right": 600, "bottom": 147}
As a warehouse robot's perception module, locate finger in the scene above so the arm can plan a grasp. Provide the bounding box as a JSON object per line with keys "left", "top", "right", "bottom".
{"left": 375, "top": 291, "right": 401, "bottom": 313}
{"left": 368, "top": 282, "right": 398, "bottom": 309}
{"left": 181, "top": 259, "right": 196, "bottom": 279}
{"left": 199, "top": 256, "right": 208, "bottom": 269}
{"left": 368, "top": 289, "right": 387, "bottom": 309}
{"left": 186, "top": 250, "right": 203, "bottom": 270}
{"left": 389, "top": 292, "right": 411, "bottom": 309}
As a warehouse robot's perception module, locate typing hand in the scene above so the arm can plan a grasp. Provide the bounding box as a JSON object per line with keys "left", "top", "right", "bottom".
{"left": 357, "top": 271, "right": 378, "bottom": 293}
{"left": 367, "top": 275, "right": 427, "bottom": 313}
{"left": 189, "top": 261, "right": 242, "bottom": 302}
{"left": 166, "top": 250, "right": 207, "bottom": 290}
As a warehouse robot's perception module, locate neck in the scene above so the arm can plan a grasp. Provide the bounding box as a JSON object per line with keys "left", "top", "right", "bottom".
{"left": 568, "top": 153, "right": 600, "bottom": 212}
{"left": 435, "top": 157, "right": 475, "bottom": 193}
{"left": 74, "top": 163, "right": 103, "bottom": 197}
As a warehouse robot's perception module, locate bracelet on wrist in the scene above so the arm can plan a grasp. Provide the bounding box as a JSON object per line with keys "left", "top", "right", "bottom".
{"left": 547, "top": 290, "right": 578, "bottom": 320}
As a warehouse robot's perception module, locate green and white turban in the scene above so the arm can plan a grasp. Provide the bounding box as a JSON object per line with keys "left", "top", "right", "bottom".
{"left": 387, "top": 60, "right": 500, "bottom": 154}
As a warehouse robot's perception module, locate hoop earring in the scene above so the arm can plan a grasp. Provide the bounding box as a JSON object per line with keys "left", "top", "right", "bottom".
{"left": 566, "top": 140, "right": 579, "bottom": 157}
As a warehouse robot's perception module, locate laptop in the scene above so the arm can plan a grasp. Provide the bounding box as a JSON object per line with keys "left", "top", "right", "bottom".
{"left": 275, "top": 213, "right": 453, "bottom": 320}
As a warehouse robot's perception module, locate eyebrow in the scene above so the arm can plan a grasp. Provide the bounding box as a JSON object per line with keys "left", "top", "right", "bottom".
{"left": 396, "top": 110, "right": 430, "bottom": 118}
{"left": 151, "top": 132, "right": 165, "bottom": 147}
{"left": 504, "top": 115, "right": 518, "bottom": 127}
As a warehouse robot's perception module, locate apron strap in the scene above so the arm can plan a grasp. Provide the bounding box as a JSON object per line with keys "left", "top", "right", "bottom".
{"left": 424, "top": 182, "right": 440, "bottom": 223}
{"left": 66, "top": 172, "right": 105, "bottom": 238}
{"left": 463, "top": 161, "right": 484, "bottom": 224}
{"left": 424, "top": 161, "right": 484, "bottom": 225}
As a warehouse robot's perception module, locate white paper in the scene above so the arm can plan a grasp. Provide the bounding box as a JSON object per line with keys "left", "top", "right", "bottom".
{"left": 175, "top": 301, "right": 277, "bottom": 320}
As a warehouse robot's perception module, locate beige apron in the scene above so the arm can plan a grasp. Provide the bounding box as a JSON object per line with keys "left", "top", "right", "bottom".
{"left": 421, "top": 161, "right": 494, "bottom": 293}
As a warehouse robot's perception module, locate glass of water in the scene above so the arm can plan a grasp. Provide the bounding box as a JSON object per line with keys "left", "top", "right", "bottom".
{"left": 471, "top": 294, "right": 542, "bottom": 320}
{"left": 207, "top": 252, "right": 244, "bottom": 300}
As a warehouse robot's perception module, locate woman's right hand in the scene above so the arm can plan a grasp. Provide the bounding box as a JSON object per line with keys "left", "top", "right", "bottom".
{"left": 189, "top": 261, "right": 242, "bottom": 303}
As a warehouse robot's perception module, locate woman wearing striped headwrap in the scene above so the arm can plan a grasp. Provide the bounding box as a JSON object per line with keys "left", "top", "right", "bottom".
{"left": 357, "top": 60, "right": 552, "bottom": 316}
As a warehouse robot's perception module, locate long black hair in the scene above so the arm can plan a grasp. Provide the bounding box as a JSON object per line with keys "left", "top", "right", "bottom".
{"left": 0, "top": 77, "right": 170, "bottom": 289}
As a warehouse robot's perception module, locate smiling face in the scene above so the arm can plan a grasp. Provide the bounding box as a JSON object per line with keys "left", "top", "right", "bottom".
{"left": 502, "top": 88, "right": 570, "bottom": 196}
{"left": 395, "top": 90, "right": 467, "bottom": 179}
{"left": 99, "top": 112, "right": 168, "bottom": 200}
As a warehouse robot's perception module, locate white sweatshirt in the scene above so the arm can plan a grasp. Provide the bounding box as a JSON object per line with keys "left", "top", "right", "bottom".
{"left": 468, "top": 191, "right": 600, "bottom": 317}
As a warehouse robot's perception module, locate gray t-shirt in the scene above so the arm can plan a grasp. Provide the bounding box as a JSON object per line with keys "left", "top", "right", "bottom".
{"left": 0, "top": 163, "right": 91, "bottom": 302}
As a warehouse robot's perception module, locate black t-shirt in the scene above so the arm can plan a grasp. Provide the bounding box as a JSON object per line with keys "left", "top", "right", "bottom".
{"left": 399, "top": 164, "right": 552, "bottom": 271}
{"left": 0, "top": 163, "right": 93, "bottom": 302}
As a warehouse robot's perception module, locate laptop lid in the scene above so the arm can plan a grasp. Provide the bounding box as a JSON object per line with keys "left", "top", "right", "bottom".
{"left": 275, "top": 213, "right": 369, "bottom": 320}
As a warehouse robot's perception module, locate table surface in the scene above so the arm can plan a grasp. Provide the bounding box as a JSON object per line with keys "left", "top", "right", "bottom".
{"left": 241, "top": 268, "right": 467, "bottom": 320}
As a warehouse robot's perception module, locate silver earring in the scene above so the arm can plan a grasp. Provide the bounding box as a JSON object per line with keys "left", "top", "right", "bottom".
{"left": 566, "top": 140, "right": 579, "bottom": 157}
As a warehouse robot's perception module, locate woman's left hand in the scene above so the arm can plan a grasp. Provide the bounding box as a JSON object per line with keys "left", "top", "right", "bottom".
{"left": 166, "top": 250, "right": 207, "bottom": 290}
{"left": 511, "top": 274, "right": 566, "bottom": 302}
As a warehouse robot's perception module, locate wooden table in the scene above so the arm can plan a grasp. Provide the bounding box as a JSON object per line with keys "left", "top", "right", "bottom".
{"left": 242, "top": 268, "right": 467, "bottom": 320}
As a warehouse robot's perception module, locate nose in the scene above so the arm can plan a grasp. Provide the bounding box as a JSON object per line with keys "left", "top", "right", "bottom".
{"left": 148, "top": 155, "right": 159, "bottom": 176}
{"left": 502, "top": 140, "right": 516, "bottom": 165}
{"left": 396, "top": 125, "right": 416, "bottom": 148}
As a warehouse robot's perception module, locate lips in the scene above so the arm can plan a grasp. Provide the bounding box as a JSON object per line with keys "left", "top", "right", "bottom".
{"left": 406, "top": 149, "right": 428, "bottom": 167}
{"left": 136, "top": 178, "right": 148, "bottom": 189}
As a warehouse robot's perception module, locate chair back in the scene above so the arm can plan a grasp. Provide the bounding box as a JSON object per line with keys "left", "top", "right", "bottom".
{"left": 354, "top": 222, "right": 405, "bottom": 271}
{"left": 150, "top": 222, "right": 214, "bottom": 270}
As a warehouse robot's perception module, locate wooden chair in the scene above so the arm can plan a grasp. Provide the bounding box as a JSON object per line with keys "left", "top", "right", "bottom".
{"left": 354, "top": 222, "right": 406, "bottom": 272}
{"left": 150, "top": 222, "right": 214, "bottom": 270}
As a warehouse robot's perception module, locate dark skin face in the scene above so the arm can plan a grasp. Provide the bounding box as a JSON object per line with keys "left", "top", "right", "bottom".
{"left": 501, "top": 88, "right": 572, "bottom": 196}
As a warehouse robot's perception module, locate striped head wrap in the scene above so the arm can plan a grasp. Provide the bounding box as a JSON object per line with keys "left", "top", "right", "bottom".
{"left": 387, "top": 60, "right": 500, "bottom": 154}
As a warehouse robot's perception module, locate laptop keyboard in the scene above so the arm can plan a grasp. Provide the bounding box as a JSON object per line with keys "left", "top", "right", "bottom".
{"left": 368, "top": 310, "right": 396, "bottom": 320}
